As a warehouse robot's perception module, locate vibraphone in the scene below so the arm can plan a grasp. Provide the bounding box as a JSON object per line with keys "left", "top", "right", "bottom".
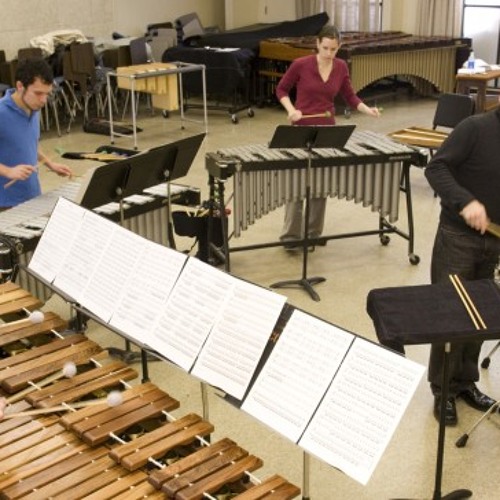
{"left": 0, "top": 282, "right": 300, "bottom": 499}
{"left": 258, "top": 31, "right": 470, "bottom": 100}
{"left": 206, "top": 130, "right": 427, "bottom": 269}
{"left": 0, "top": 180, "right": 200, "bottom": 300}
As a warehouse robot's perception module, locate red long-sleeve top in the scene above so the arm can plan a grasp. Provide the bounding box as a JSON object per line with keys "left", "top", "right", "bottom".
{"left": 276, "top": 55, "right": 362, "bottom": 125}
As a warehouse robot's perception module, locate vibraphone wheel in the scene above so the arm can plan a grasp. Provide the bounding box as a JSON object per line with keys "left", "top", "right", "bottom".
{"left": 231, "top": 114, "right": 239, "bottom": 124}
{"left": 162, "top": 110, "right": 169, "bottom": 118}
{"left": 409, "top": 253, "right": 420, "bottom": 265}
{"left": 247, "top": 108, "right": 254, "bottom": 118}
{"left": 380, "top": 235, "right": 390, "bottom": 246}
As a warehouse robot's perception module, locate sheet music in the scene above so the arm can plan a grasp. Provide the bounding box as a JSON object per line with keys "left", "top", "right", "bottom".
{"left": 109, "top": 240, "right": 187, "bottom": 339}
{"left": 299, "top": 337, "right": 425, "bottom": 485}
{"left": 191, "top": 279, "right": 287, "bottom": 400}
{"left": 79, "top": 225, "right": 146, "bottom": 322}
{"left": 242, "top": 310, "right": 354, "bottom": 442}
{"left": 145, "top": 257, "right": 236, "bottom": 370}
{"left": 53, "top": 210, "right": 115, "bottom": 302}
{"left": 28, "top": 198, "right": 84, "bottom": 282}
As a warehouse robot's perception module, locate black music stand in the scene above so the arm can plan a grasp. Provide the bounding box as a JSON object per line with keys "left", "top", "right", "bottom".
{"left": 77, "top": 134, "right": 205, "bottom": 364}
{"left": 367, "top": 279, "right": 500, "bottom": 500}
{"left": 269, "top": 125, "right": 355, "bottom": 301}
{"left": 124, "top": 133, "right": 206, "bottom": 248}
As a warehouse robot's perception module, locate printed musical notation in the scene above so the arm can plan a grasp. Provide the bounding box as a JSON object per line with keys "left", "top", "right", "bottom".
{"left": 28, "top": 197, "right": 425, "bottom": 486}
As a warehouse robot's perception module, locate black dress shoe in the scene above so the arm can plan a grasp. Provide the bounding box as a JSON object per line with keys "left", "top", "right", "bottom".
{"left": 458, "top": 386, "right": 496, "bottom": 412}
{"left": 434, "top": 395, "right": 457, "bottom": 426}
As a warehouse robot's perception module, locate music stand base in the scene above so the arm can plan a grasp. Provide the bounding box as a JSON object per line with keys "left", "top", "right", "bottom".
{"left": 107, "top": 347, "right": 159, "bottom": 365}
{"left": 392, "top": 491, "right": 472, "bottom": 500}
{"left": 438, "top": 489, "right": 473, "bottom": 500}
{"left": 270, "top": 276, "right": 326, "bottom": 302}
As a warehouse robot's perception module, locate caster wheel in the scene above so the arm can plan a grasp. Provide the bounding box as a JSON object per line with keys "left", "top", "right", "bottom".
{"left": 380, "top": 235, "right": 390, "bottom": 246}
{"left": 481, "top": 358, "right": 491, "bottom": 369}
{"left": 231, "top": 114, "right": 239, "bottom": 124}
{"left": 409, "top": 254, "right": 420, "bottom": 265}
{"left": 162, "top": 110, "right": 169, "bottom": 118}
{"left": 248, "top": 108, "right": 255, "bottom": 117}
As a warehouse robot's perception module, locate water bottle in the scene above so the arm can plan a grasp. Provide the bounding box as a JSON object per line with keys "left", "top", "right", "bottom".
{"left": 467, "top": 50, "right": 475, "bottom": 70}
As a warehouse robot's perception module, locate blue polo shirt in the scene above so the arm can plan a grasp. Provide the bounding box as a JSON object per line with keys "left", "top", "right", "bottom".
{"left": 0, "top": 89, "right": 42, "bottom": 207}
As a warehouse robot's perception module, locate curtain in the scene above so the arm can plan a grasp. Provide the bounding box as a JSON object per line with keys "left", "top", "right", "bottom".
{"left": 416, "top": 0, "right": 462, "bottom": 36}
{"left": 296, "top": 0, "right": 322, "bottom": 18}
{"left": 295, "top": 0, "right": 382, "bottom": 31}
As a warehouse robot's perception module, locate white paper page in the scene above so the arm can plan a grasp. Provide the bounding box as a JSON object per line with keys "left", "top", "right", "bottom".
{"left": 109, "top": 240, "right": 187, "bottom": 341}
{"left": 299, "top": 337, "right": 425, "bottom": 486}
{"left": 28, "top": 198, "right": 85, "bottom": 283}
{"left": 53, "top": 210, "right": 115, "bottom": 302}
{"left": 79, "top": 225, "right": 145, "bottom": 322}
{"left": 146, "top": 257, "right": 236, "bottom": 370}
{"left": 242, "top": 310, "right": 354, "bottom": 442}
{"left": 191, "top": 280, "right": 287, "bottom": 400}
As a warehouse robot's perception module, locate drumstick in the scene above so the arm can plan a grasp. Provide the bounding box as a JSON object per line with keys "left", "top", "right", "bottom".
{"left": 3, "top": 389, "right": 123, "bottom": 419}
{"left": 1, "top": 309, "right": 45, "bottom": 328}
{"left": 449, "top": 274, "right": 486, "bottom": 330}
{"left": 5, "top": 361, "right": 77, "bottom": 405}
{"left": 486, "top": 222, "right": 500, "bottom": 238}
{"left": 301, "top": 111, "right": 332, "bottom": 119}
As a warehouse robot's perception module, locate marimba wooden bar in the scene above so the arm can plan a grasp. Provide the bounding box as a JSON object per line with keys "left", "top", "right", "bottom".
{"left": 0, "top": 283, "right": 301, "bottom": 499}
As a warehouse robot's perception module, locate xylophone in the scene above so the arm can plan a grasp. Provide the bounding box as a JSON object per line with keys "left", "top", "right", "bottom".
{"left": 258, "top": 32, "right": 470, "bottom": 98}
{"left": 0, "top": 282, "right": 300, "bottom": 499}
{"left": 0, "top": 180, "right": 200, "bottom": 300}
{"left": 388, "top": 126, "right": 448, "bottom": 149}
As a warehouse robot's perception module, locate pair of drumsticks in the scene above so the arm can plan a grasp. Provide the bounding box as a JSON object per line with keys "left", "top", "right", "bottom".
{"left": 449, "top": 274, "right": 487, "bottom": 330}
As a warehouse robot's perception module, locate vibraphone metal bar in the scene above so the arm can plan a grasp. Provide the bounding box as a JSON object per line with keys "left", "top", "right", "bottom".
{"left": 0, "top": 283, "right": 301, "bottom": 499}
{"left": 206, "top": 130, "right": 427, "bottom": 271}
{"left": 0, "top": 180, "right": 200, "bottom": 301}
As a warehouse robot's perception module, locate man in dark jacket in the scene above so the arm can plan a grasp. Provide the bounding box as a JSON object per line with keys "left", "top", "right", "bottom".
{"left": 426, "top": 105, "right": 500, "bottom": 425}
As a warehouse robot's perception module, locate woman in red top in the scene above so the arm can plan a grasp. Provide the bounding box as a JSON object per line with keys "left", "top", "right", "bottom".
{"left": 276, "top": 25, "right": 380, "bottom": 248}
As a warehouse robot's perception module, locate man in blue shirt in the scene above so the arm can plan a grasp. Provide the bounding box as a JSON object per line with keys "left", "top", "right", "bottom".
{"left": 0, "top": 58, "right": 72, "bottom": 208}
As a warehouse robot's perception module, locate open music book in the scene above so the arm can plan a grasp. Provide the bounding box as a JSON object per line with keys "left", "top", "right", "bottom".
{"left": 28, "top": 197, "right": 424, "bottom": 486}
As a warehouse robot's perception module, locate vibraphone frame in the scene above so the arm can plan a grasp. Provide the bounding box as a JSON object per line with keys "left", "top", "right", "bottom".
{"left": 206, "top": 138, "right": 427, "bottom": 272}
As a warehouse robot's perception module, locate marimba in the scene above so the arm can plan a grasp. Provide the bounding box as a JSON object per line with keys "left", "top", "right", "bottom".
{"left": 258, "top": 32, "right": 470, "bottom": 99}
{"left": 206, "top": 130, "right": 426, "bottom": 269}
{"left": 0, "top": 282, "right": 301, "bottom": 499}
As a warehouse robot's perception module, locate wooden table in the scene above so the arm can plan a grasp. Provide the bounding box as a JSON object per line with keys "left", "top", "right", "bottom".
{"left": 456, "top": 68, "right": 500, "bottom": 113}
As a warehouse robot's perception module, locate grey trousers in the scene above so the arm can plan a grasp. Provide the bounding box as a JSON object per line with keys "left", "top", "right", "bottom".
{"left": 280, "top": 198, "right": 327, "bottom": 241}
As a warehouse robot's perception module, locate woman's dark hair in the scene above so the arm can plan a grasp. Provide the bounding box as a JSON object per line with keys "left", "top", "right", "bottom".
{"left": 15, "top": 58, "right": 54, "bottom": 87}
{"left": 317, "top": 25, "right": 342, "bottom": 43}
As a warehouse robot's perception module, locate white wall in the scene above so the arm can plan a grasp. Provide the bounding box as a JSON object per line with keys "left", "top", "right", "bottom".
{"left": 0, "top": 0, "right": 224, "bottom": 60}
{"left": 0, "top": 0, "right": 420, "bottom": 61}
{"left": 225, "top": 0, "right": 420, "bottom": 34}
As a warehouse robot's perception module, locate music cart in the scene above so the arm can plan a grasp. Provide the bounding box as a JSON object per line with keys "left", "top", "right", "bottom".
{"left": 367, "top": 279, "right": 500, "bottom": 500}
{"left": 107, "top": 61, "right": 208, "bottom": 149}
{"left": 163, "top": 46, "right": 255, "bottom": 124}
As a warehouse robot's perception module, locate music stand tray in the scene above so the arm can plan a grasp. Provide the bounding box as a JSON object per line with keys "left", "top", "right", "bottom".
{"left": 268, "top": 124, "right": 355, "bottom": 302}
{"left": 367, "top": 279, "right": 500, "bottom": 500}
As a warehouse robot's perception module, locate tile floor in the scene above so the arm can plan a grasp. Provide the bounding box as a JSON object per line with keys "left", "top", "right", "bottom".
{"left": 32, "top": 88, "right": 500, "bottom": 499}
